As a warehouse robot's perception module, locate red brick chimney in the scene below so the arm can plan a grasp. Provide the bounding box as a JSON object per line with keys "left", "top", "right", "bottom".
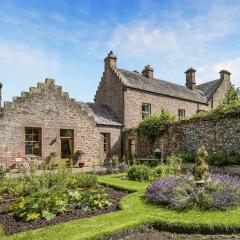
{"left": 104, "top": 51, "right": 117, "bottom": 70}
{"left": 142, "top": 65, "right": 154, "bottom": 79}
{"left": 185, "top": 68, "right": 196, "bottom": 90}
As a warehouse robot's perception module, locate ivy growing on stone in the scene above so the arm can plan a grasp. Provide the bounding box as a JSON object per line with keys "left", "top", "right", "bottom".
{"left": 137, "top": 109, "right": 176, "bottom": 144}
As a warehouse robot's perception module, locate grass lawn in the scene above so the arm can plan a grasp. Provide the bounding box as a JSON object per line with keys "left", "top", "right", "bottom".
{"left": 1, "top": 173, "right": 240, "bottom": 240}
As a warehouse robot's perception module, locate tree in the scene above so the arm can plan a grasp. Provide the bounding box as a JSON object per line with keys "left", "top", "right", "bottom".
{"left": 137, "top": 109, "right": 176, "bottom": 144}
{"left": 221, "top": 84, "right": 240, "bottom": 106}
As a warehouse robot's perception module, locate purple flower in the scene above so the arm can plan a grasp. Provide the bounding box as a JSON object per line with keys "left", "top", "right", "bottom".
{"left": 146, "top": 173, "right": 240, "bottom": 210}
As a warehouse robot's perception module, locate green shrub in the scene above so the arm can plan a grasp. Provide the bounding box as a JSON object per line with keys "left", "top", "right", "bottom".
{"left": 0, "top": 172, "right": 97, "bottom": 199}
{"left": 175, "top": 151, "right": 240, "bottom": 167}
{"left": 153, "top": 157, "right": 181, "bottom": 179}
{"left": 65, "top": 173, "right": 97, "bottom": 189}
{"left": 179, "top": 152, "right": 195, "bottom": 163}
{"left": 166, "top": 154, "right": 182, "bottom": 175}
{"left": 154, "top": 164, "right": 169, "bottom": 178}
{"left": 137, "top": 109, "right": 176, "bottom": 144}
{"left": 0, "top": 167, "right": 6, "bottom": 181}
{"left": 69, "top": 188, "right": 112, "bottom": 211}
{"left": 43, "top": 152, "right": 58, "bottom": 170}
{"left": 207, "top": 152, "right": 240, "bottom": 167}
{"left": 127, "top": 165, "right": 153, "bottom": 182}
{"left": 8, "top": 187, "right": 112, "bottom": 222}
{"left": 0, "top": 177, "right": 25, "bottom": 198}
{"left": 8, "top": 191, "right": 68, "bottom": 221}
{"left": 190, "top": 98, "right": 240, "bottom": 121}
{"left": 192, "top": 146, "right": 209, "bottom": 181}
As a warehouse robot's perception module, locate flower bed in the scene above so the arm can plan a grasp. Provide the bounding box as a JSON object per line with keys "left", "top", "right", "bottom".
{"left": 1, "top": 187, "right": 126, "bottom": 235}
{"left": 0, "top": 171, "right": 127, "bottom": 235}
{"left": 146, "top": 173, "right": 240, "bottom": 210}
{"left": 0, "top": 174, "right": 240, "bottom": 239}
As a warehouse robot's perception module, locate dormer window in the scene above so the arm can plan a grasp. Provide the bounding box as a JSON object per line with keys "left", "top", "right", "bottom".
{"left": 142, "top": 103, "right": 151, "bottom": 119}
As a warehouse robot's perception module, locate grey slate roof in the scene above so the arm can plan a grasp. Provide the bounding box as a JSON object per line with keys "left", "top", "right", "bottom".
{"left": 78, "top": 102, "right": 122, "bottom": 127}
{"left": 196, "top": 79, "right": 221, "bottom": 100}
{"left": 117, "top": 69, "right": 208, "bottom": 104}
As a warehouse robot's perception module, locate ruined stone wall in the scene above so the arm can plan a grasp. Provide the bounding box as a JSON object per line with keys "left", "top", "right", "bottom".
{"left": 0, "top": 79, "right": 110, "bottom": 168}
{"left": 162, "top": 117, "right": 240, "bottom": 157}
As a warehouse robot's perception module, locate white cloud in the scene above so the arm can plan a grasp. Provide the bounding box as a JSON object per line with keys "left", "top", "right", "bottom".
{"left": 0, "top": 41, "right": 59, "bottom": 73}
{"left": 173, "top": 59, "right": 240, "bottom": 87}
{"left": 108, "top": 2, "right": 240, "bottom": 60}
{"left": 0, "top": 40, "right": 61, "bottom": 101}
{"left": 106, "top": 1, "right": 240, "bottom": 86}
{"left": 109, "top": 21, "right": 179, "bottom": 57}
{"left": 212, "top": 57, "right": 240, "bottom": 86}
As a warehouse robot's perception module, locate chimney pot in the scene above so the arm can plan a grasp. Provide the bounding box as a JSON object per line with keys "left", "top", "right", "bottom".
{"left": 185, "top": 67, "right": 196, "bottom": 90}
{"left": 142, "top": 65, "right": 154, "bottom": 79}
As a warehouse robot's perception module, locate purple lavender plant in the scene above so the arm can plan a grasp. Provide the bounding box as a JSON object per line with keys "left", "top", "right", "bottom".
{"left": 145, "top": 173, "right": 240, "bottom": 211}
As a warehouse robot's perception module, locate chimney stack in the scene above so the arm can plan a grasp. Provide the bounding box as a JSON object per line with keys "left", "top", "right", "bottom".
{"left": 0, "top": 82, "right": 2, "bottom": 107}
{"left": 142, "top": 65, "right": 154, "bottom": 79}
{"left": 104, "top": 51, "right": 117, "bottom": 70}
{"left": 185, "top": 68, "right": 196, "bottom": 90}
{"left": 219, "top": 70, "right": 231, "bottom": 81}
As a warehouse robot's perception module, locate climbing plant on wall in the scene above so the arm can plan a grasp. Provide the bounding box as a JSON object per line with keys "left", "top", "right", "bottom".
{"left": 137, "top": 109, "right": 176, "bottom": 144}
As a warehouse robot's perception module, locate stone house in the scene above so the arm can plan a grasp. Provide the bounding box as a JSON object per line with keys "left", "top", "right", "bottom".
{"left": 95, "top": 51, "right": 231, "bottom": 157}
{"left": 0, "top": 79, "right": 122, "bottom": 169}
{"left": 0, "top": 51, "right": 231, "bottom": 168}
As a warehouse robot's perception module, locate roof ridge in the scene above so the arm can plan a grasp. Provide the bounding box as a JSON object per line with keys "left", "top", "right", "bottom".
{"left": 117, "top": 68, "right": 208, "bottom": 104}
{"left": 196, "top": 79, "right": 222, "bottom": 100}
{"left": 118, "top": 68, "right": 202, "bottom": 94}
{"left": 197, "top": 79, "right": 220, "bottom": 87}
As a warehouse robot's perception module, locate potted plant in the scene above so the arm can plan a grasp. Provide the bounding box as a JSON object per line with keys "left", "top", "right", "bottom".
{"left": 192, "top": 146, "right": 209, "bottom": 186}
{"left": 74, "top": 150, "right": 85, "bottom": 168}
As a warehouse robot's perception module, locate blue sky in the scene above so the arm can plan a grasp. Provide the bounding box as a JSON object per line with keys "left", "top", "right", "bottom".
{"left": 0, "top": 0, "right": 239, "bottom": 103}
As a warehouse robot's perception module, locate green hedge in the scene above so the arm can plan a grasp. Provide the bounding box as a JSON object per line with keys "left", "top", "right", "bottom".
{"left": 188, "top": 101, "right": 240, "bottom": 122}
{"left": 180, "top": 152, "right": 240, "bottom": 167}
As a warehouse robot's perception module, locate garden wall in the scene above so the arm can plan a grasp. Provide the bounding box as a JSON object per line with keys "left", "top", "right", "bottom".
{"left": 162, "top": 116, "right": 240, "bottom": 157}
{"left": 130, "top": 116, "right": 240, "bottom": 159}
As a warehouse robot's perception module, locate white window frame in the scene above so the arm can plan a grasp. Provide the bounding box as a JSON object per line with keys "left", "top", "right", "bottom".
{"left": 142, "top": 103, "right": 151, "bottom": 119}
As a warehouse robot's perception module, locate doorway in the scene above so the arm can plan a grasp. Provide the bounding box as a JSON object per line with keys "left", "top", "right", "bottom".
{"left": 60, "top": 129, "right": 74, "bottom": 159}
